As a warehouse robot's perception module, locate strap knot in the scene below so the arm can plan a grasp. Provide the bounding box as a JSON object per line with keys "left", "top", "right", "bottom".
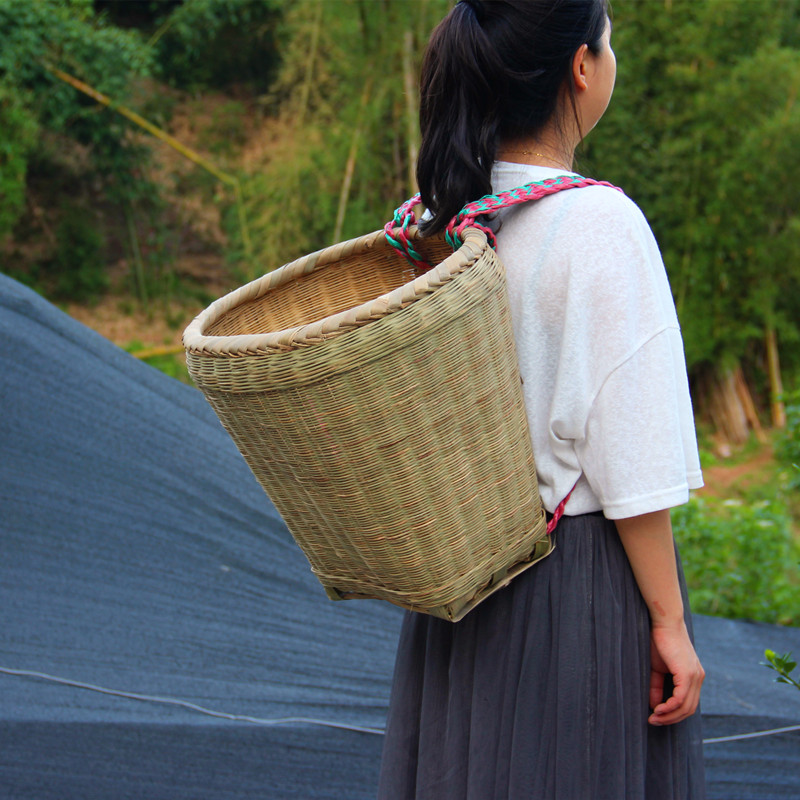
{"left": 384, "top": 175, "right": 623, "bottom": 269}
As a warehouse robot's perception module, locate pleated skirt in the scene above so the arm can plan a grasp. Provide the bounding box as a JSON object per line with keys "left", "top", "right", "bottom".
{"left": 377, "top": 513, "right": 706, "bottom": 800}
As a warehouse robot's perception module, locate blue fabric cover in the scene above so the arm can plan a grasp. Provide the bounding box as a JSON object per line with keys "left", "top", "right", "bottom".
{"left": 0, "top": 273, "right": 798, "bottom": 799}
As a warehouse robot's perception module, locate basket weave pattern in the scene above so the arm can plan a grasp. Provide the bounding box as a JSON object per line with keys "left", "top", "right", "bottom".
{"left": 184, "top": 226, "right": 549, "bottom": 621}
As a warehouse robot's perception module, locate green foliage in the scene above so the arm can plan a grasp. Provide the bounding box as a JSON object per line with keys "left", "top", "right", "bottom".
{"left": 0, "top": 0, "right": 152, "bottom": 125}
{"left": 237, "top": 0, "right": 450, "bottom": 275}
{"left": 763, "top": 649, "right": 800, "bottom": 691}
{"left": 154, "top": 0, "right": 282, "bottom": 92}
{"left": 0, "top": 82, "right": 37, "bottom": 241}
{"left": 123, "top": 340, "right": 192, "bottom": 385}
{"left": 49, "top": 204, "right": 108, "bottom": 301}
{"left": 142, "top": 353, "right": 192, "bottom": 385}
{"left": 0, "top": 0, "right": 157, "bottom": 297}
{"left": 583, "top": 0, "right": 800, "bottom": 378}
{"left": 197, "top": 100, "right": 248, "bottom": 157}
{"left": 777, "top": 391, "right": 800, "bottom": 489}
{"left": 672, "top": 496, "right": 800, "bottom": 625}
{"left": 234, "top": 130, "right": 330, "bottom": 271}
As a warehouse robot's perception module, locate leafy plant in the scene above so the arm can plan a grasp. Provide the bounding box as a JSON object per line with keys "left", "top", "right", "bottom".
{"left": 763, "top": 650, "right": 800, "bottom": 692}
{"left": 49, "top": 204, "right": 107, "bottom": 301}
{"left": 672, "top": 496, "right": 800, "bottom": 625}
{"left": 153, "top": 0, "right": 282, "bottom": 92}
{"left": 0, "top": 82, "right": 38, "bottom": 242}
{"left": 124, "top": 340, "right": 192, "bottom": 385}
{"left": 234, "top": 0, "right": 451, "bottom": 277}
{"left": 139, "top": 352, "right": 192, "bottom": 385}
{"left": 777, "top": 391, "right": 800, "bottom": 490}
{"left": 198, "top": 101, "right": 248, "bottom": 157}
{"left": 0, "top": 0, "right": 157, "bottom": 298}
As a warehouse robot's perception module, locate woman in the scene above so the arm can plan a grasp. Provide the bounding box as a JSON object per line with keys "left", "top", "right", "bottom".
{"left": 378, "top": 1, "right": 706, "bottom": 798}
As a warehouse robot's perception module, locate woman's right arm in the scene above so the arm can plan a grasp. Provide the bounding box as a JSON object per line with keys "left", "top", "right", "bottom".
{"left": 615, "top": 509, "right": 705, "bottom": 726}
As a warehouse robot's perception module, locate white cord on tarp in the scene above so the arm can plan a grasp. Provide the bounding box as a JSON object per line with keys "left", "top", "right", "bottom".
{"left": 0, "top": 666, "right": 384, "bottom": 735}
{"left": 3, "top": 665, "right": 800, "bottom": 744}
{"left": 702, "top": 724, "right": 800, "bottom": 744}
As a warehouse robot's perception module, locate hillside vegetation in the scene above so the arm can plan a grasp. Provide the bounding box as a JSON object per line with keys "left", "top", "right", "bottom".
{"left": 1, "top": 0, "right": 799, "bottom": 624}
{"left": 3, "top": 0, "right": 799, "bottom": 436}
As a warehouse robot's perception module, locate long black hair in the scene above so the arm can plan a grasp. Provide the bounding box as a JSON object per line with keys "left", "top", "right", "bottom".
{"left": 417, "top": 0, "right": 608, "bottom": 235}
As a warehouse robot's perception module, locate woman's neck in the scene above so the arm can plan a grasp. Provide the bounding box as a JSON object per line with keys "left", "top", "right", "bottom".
{"left": 496, "top": 130, "right": 577, "bottom": 171}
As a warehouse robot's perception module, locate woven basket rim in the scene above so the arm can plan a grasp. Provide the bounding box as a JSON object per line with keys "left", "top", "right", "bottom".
{"left": 182, "top": 225, "right": 488, "bottom": 356}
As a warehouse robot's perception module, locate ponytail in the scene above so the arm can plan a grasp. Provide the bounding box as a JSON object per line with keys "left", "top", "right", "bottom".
{"left": 417, "top": 0, "right": 502, "bottom": 235}
{"left": 417, "top": 0, "right": 608, "bottom": 236}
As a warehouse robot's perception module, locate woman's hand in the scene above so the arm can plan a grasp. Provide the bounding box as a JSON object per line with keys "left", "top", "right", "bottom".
{"left": 614, "top": 508, "right": 705, "bottom": 726}
{"left": 648, "top": 621, "right": 705, "bottom": 726}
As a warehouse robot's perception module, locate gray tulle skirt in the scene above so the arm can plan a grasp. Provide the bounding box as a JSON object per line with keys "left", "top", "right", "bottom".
{"left": 377, "top": 512, "right": 706, "bottom": 800}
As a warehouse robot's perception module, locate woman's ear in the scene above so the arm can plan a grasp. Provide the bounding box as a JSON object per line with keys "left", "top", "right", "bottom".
{"left": 572, "top": 44, "right": 590, "bottom": 92}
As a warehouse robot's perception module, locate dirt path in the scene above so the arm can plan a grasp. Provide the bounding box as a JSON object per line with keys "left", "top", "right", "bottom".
{"left": 64, "top": 251, "right": 232, "bottom": 353}
{"left": 65, "top": 298, "right": 197, "bottom": 351}
{"left": 696, "top": 442, "right": 777, "bottom": 498}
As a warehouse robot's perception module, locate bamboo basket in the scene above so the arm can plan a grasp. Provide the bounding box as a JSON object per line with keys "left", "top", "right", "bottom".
{"left": 183, "top": 224, "right": 550, "bottom": 621}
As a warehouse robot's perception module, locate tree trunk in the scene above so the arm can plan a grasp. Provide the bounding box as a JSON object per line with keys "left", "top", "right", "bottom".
{"left": 734, "top": 367, "right": 767, "bottom": 443}
{"left": 333, "top": 78, "right": 372, "bottom": 243}
{"left": 123, "top": 201, "right": 148, "bottom": 310}
{"left": 701, "top": 364, "right": 752, "bottom": 447}
{"left": 765, "top": 324, "right": 786, "bottom": 428}
{"left": 297, "top": 1, "right": 323, "bottom": 129}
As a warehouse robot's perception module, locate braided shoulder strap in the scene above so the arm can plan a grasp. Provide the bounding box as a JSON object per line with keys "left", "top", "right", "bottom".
{"left": 384, "top": 174, "right": 622, "bottom": 529}
{"left": 384, "top": 174, "right": 622, "bottom": 270}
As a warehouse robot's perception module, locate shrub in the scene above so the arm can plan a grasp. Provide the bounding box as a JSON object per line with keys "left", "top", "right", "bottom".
{"left": 49, "top": 206, "right": 107, "bottom": 301}
{"left": 155, "top": 0, "right": 282, "bottom": 92}
{"left": 672, "top": 496, "right": 800, "bottom": 625}
{"left": 0, "top": 82, "right": 38, "bottom": 241}
{"left": 777, "top": 390, "right": 800, "bottom": 490}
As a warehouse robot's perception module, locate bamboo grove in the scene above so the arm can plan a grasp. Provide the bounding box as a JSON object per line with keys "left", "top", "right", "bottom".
{"left": 1, "top": 0, "right": 799, "bottom": 438}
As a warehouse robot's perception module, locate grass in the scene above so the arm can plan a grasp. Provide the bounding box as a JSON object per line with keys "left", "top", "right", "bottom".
{"left": 123, "top": 340, "right": 193, "bottom": 385}
{"left": 672, "top": 494, "right": 800, "bottom": 625}
{"left": 674, "top": 433, "right": 800, "bottom": 626}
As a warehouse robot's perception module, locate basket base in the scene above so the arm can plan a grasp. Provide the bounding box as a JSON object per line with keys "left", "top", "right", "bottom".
{"left": 323, "top": 534, "right": 554, "bottom": 622}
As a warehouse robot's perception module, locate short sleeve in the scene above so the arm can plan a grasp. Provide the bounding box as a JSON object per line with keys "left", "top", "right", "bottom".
{"left": 575, "top": 328, "right": 704, "bottom": 519}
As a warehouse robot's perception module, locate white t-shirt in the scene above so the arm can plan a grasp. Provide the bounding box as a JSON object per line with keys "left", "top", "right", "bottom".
{"left": 490, "top": 162, "right": 703, "bottom": 519}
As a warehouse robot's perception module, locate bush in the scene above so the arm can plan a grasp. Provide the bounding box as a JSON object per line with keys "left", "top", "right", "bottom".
{"left": 672, "top": 496, "right": 800, "bottom": 625}
{"left": 49, "top": 206, "right": 107, "bottom": 301}
{"left": 0, "top": 0, "right": 159, "bottom": 299}
{"left": 777, "top": 391, "right": 800, "bottom": 490}
{"left": 155, "top": 0, "right": 282, "bottom": 92}
{"left": 0, "top": 82, "right": 38, "bottom": 241}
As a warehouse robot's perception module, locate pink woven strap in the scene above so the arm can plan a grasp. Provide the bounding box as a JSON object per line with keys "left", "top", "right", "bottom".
{"left": 383, "top": 194, "right": 428, "bottom": 271}
{"left": 446, "top": 175, "right": 621, "bottom": 249}
{"left": 384, "top": 174, "right": 623, "bottom": 268}
{"left": 546, "top": 479, "right": 580, "bottom": 535}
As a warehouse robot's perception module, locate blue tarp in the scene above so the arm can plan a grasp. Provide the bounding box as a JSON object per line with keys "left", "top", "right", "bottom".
{"left": 1, "top": 273, "right": 798, "bottom": 799}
